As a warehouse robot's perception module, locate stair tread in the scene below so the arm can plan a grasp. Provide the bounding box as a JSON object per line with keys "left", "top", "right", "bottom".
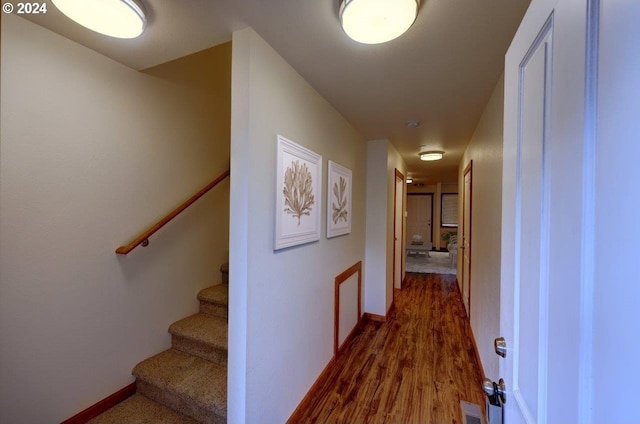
{"left": 169, "top": 313, "right": 228, "bottom": 350}
{"left": 133, "top": 349, "right": 226, "bottom": 418}
{"left": 197, "top": 284, "right": 228, "bottom": 306}
{"left": 87, "top": 394, "right": 199, "bottom": 424}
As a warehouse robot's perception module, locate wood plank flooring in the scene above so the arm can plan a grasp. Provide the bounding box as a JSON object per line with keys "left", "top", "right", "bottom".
{"left": 291, "top": 273, "right": 486, "bottom": 424}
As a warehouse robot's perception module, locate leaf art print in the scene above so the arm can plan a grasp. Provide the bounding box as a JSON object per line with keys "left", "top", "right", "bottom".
{"left": 326, "top": 160, "right": 352, "bottom": 238}
{"left": 332, "top": 176, "right": 348, "bottom": 224}
{"left": 283, "top": 160, "right": 315, "bottom": 226}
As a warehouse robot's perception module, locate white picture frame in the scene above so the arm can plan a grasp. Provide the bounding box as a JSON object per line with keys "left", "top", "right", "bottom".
{"left": 275, "top": 135, "right": 322, "bottom": 250}
{"left": 327, "top": 160, "right": 352, "bottom": 238}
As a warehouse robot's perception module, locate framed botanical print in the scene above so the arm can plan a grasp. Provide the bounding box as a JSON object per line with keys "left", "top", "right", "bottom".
{"left": 327, "top": 160, "right": 352, "bottom": 238}
{"left": 275, "top": 135, "right": 322, "bottom": 250}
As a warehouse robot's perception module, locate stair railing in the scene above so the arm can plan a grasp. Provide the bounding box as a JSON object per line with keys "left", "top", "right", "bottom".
{"left": 116, "top": 168, "right": 230, "bottom": 255}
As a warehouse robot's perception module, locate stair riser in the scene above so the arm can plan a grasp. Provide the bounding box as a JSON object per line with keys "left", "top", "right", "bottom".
{"left": 172, "top": 336, "right": 228, "bottom": 366}
{"left": 136, "top": 380, "right": 225, "bottom": 424}
{"left": 199, "top": 301, "right": 228, "bottom": 319}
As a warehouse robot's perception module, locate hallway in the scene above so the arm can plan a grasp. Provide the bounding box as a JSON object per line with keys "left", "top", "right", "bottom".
{"left": 293, "top": 273, "right": 486, "bottom": 423}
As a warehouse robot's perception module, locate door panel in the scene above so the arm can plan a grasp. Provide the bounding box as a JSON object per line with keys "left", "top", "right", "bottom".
{"left": 501, "top": 0, "right": 588, "bottom": 422}
{"left": 514, "top": 22, "right": 552, "bottom": 420}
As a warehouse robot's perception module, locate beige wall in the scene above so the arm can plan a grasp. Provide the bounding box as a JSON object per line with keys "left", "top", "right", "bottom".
{"left": 0, "top": 15, "right": 230, "bottom": 423}
{"left": 407, "top": 183, "right": 438, "bottom": 194}
{"left": 228, "top": 28, "right": 366, "bottom": 424}
{"left": 458, "top": 74, "right": 504, "bottom": 381}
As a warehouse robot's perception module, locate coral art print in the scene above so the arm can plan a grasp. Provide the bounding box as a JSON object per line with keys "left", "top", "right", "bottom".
{"left": 283, "top": 160, "right": 315, "bottom": 226}
{"left": 332, "top": 176, "right": 348, "bottom": 224}
{"left": 327, "top": 161, "right": 352, "bottom": 238}
{"left": 275, "top": 135, "right": 322, "bottom": 250}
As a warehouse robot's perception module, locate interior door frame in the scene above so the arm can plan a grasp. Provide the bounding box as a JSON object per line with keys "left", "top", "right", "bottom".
{"left": 462, "top": 161, "right": 473, "bottom": 318}
{"left": 406, "top": 193, "right": 434, "bottom": 246}
{"left": 393, "top": 169, "right": 405, "bottom": 291}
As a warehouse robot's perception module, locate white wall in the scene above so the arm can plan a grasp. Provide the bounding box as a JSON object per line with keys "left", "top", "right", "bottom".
{"left": 228, "top": 28, "right": 366, "bottom": 424}
{"left": 364, "top": 140, "right": 389, "bottom": 316}
{"left": 593, "top": 2, "right": 640, "bottom": 421}
{"left": 458, "top": 75, "right": 504, "bottom": 380}
{"left": 0, "top": 15, "right": 230, "bottom": 423}
{"left": 364, "top": 139, "right": 406, "bottom": 316}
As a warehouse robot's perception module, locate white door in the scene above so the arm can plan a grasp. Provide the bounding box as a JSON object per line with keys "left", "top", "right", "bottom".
{"left": 462, "top": 164, "right": 472, "bottom": 316}
{"left": 394, "top": 172, "right": 404, "bottom": 289}
{"left": 500, "top": 0, "right": 591, "bottom": 421}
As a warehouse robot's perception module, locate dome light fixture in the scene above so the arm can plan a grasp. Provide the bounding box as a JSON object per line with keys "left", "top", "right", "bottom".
{"left": 419, "top": 151, "right": 444, "bottom": 161}
{"left": 52, "top": 0, "right": 147, "bottom": 39}
{"left": 339, "top": 0, "right": 420, "bottom": 45}
{"left": 406, "top": 178, "right": 413, "bottom": 184}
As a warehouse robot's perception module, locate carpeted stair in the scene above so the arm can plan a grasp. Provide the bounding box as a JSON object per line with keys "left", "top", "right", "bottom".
{"left": 89, "top": 264, "right": 229, "bottom": 424}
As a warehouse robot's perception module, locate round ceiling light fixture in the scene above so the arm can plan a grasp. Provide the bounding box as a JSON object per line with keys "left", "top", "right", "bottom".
{"left": 52, "top": 0, "right": 147, "bottom": 39}
{"left": 406, "top": 120, "right": 420, "bottom": 128}
{"left": 419, "top": 151, "right": 444, "bottom": 161}
{"left": 339, "top": 0, "right": 420, "bottom": 44}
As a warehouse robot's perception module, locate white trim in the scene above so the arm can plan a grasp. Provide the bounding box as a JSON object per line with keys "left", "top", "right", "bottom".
{"left": 578, "top": 0, "right": 599, "bottom": 421}
{"left": 514, "top": 388, "right": 537, "bottom": 424}
{"left": 537, "top": 27, "right": 554, "bottom": 424}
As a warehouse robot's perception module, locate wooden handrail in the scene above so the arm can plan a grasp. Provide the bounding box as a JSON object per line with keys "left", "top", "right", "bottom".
{"left": 116, "top": 169, "right": 230, "bottom": 255}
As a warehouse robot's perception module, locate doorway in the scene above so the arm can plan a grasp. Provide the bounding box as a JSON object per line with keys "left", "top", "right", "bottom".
{"left": 461, "top": 162, "right": 473, "bottom": 317}
{"left": 393, "top": 170, "right": 405, "bottom": 290}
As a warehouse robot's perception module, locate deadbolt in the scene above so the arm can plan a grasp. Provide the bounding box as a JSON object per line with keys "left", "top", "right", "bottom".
{"left": 494, "top": 337, "right": 507, "bottom": 358}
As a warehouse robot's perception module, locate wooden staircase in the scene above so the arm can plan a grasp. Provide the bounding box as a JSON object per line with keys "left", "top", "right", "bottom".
{"left": 89, "top": 266, "right": 229, "bottom": 424}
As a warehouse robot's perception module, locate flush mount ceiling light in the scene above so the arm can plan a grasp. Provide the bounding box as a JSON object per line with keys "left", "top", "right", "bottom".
{"left": 419, "top": 151, "right": 444, "bottom": 161}
{"left": 406, "top": 178, "right": 413, "bottom": 183}
{"left": 52, "top": 0, "right": 147, "bottom": 39}
{"left": 339, "top": 0, "right": 420, "bottom": 44}
{"left": 406, "top": 120, "right": 420, "bottom": 128}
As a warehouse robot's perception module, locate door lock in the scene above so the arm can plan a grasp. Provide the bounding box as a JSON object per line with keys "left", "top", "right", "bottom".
{"left": 494, "top": 337, "right": 507, "bottom": 358}
{"left": 483, "top": 377, "right": 507, "bottom": 405}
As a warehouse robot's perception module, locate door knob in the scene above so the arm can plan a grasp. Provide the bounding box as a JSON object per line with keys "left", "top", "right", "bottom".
{"left": 483, "top": 378, "right": 507, "bottom": 405}
{"left": 494, "top": 337, "right": 507, "bottom": 358}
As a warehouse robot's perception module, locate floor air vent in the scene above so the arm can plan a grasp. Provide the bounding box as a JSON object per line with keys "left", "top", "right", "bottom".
{"left": 460, "top": 400, "right": 485, "bottom": 424}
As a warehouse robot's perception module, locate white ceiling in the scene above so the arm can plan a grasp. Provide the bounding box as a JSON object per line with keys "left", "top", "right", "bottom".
{"left": 22, "top": 0, "right": 531, "bottom": 184}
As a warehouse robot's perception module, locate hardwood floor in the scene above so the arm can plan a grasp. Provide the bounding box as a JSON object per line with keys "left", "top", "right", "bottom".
{"left": 290, "top": 273, "right": 486, "bottom": 424}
